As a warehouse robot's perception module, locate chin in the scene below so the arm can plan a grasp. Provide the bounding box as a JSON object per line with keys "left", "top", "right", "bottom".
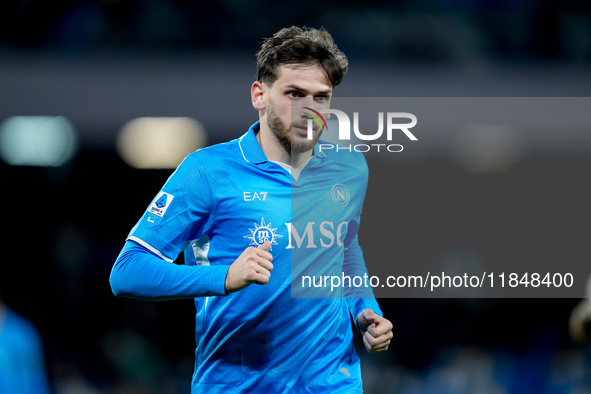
{"left": 290, "top": 127, "right": 322, "bottom": 151}
{"left": 290, "top": 139, "right": 318, "bottom": 154}
{"left": 291, "top": 133, "right": 320, "bottom": 153}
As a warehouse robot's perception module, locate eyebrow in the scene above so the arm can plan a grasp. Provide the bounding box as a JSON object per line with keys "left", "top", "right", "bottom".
{"left": 284, "top": 84, "right": 332, "bottom": 96}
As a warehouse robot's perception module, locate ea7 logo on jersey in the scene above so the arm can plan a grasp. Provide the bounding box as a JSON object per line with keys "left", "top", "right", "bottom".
{"left": 146, "top": 191, "right": 174, "bottom": 224}
{"left": 243, "top": 191, "right": 268, "bottom": 201}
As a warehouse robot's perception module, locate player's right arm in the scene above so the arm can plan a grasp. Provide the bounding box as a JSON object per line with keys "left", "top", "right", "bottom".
{"left": 110, "top": 153, "right": 273, "bottom": 300}
{"left": 110, "top": 240, "right": 228, "bottom": 300}
{"left": 110, "top": 240, "right": 273, "bottom": 300}
{"left": 224, "top": 241, "right": 273, "bottom": 293}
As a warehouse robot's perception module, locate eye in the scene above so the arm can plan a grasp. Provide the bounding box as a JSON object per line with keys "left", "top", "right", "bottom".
{"left": 287, "top": 90, "right": 304, "bottom": 98}
{"left": 314, "top": 95, "right": 330, "bottom": 103}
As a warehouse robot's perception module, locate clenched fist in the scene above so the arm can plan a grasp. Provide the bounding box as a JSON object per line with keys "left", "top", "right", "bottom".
{"left": 357, "top": 309, "right": 393, "bottom": 353}
{"left": 224, "top": 241, "right": 274, "bottom": 293}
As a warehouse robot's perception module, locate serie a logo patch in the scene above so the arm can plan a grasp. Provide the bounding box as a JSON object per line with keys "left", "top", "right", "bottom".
{"left": 146, "top": 191, "right": 174, "bottom": 224}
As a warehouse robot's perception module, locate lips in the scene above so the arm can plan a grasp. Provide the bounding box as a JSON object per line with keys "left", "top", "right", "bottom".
{"left": 293, "top": 123, "right": 319, "bottom": 133}
{"left": 293, "top": 126, "right": 309, "bottom": 138}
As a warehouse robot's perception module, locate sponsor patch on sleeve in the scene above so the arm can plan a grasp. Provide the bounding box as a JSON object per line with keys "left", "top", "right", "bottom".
{"left": 145, "top": 191, "right": 175, "bottom": 224}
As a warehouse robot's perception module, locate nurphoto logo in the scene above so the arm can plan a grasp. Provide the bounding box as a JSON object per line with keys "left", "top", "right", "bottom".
{"left": 305, "top": 109, "right": 418, "bottom": 153}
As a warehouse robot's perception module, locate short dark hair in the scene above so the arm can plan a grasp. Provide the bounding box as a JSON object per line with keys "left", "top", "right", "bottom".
{"left": 256, "top": 26, "right": 348, "bottom": 88}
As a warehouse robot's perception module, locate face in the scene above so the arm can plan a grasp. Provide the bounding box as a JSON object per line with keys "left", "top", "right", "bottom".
{"left": 262, "top": 64, "right": 333, "bottom": 155}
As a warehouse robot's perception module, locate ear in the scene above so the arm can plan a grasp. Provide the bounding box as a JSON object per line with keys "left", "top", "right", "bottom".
{"left": 251, "top": 81, "right": 266, "bottom": 111}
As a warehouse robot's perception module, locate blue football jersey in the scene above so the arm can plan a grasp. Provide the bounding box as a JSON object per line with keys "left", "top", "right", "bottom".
{"left": 125, "top": 121, "right": 381, "bottom": 393}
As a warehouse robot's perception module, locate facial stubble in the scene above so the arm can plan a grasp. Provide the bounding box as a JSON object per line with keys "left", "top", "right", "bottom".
{"left": 266, "top": 101, "right": 322, "bottom": 155}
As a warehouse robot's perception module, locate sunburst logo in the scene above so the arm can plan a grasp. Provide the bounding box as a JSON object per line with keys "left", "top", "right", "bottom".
{"left": 243, "top": 217, "right": 283, "bottom": 250}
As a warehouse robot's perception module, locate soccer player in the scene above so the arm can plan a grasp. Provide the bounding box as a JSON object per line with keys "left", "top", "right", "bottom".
{"left": 110, "top": 26, "right": 393, "bottom": 393}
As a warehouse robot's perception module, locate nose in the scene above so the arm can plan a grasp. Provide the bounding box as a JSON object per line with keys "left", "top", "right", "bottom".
{"left": 301, "top": 107, "right": 313, "bottom": 120}
{"left": 297, "top": 97, "right": 315, "bottom": 117}
{"left": 300, "top": 106, "right": 328, "bottom": 131}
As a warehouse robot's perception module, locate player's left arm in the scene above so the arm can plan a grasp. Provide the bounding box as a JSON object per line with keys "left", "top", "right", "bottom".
{"left": 342, "top": 152, "right": 393, "bottom": 352}
{"left": 343, "top": 234, "right": 393, "bottom": 352}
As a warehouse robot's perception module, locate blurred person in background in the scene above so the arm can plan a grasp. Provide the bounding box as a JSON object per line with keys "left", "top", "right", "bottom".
{"left": 110, "top": 26, "right": 392, "bottom": 393}
{"left": 569, "top": 276, "right": 591, "bottom": 343}
{"left": 0, "top": 297, "right": 51, "bottom": 394}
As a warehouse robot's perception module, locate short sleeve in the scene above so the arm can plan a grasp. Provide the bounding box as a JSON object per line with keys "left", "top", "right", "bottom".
{"left": 127, "top": 153, "right": 216, "bottom": 262}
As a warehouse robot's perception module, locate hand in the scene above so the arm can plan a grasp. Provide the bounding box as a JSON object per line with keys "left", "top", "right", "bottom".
{"left": 357, "top": 309, "right": 393, "bottom": 353}
{"left": 224, "top": 241, "right": 274, "bottom": 293}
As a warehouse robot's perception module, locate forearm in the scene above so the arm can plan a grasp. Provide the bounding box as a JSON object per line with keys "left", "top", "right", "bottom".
{"left": 342, "top": 236, "right": 382, "bottom": 323}
{"left": 110, "top": 240, "right": 228, "bottom": 300}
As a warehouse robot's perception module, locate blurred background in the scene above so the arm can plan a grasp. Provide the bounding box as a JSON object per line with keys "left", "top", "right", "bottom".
{"left": 1, "top": 0, "right": 591, "bottom": 393}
